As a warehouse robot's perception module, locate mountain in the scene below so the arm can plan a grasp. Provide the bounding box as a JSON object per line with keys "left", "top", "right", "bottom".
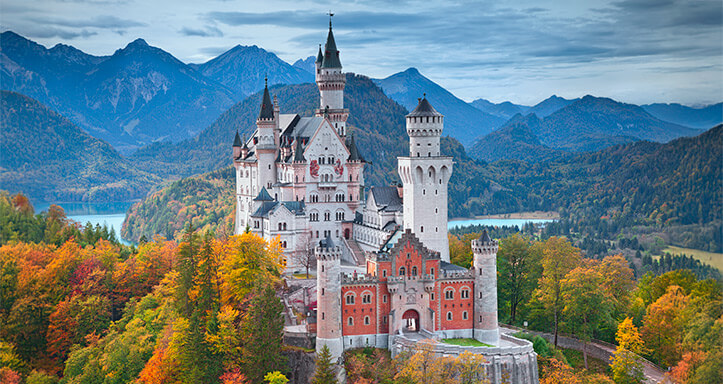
{"left": 293, "top": 55, "right": 316, "bottom": 74}
{"left": 0, "top": 91, "right": 160, "bottom": 201}
{"left": 1, "top": 31, "right": 236, "bottom": 153}
{"left": 642, "top": 102, "right": 722, "bottom": 129}
{"left": 467, "top": 114, "right": 568, "bottom": 162}
{"left": 373, "top": 68, "right": 505, "bottom": 146}
{"left": 469, "top": 95, "right": 702, "bottom": 160}
{"left": 527, "top": 95, "right": 578, "bottom": 118}
{"left": 470, "top": 98, "right": 530, "bottom": 120}
{"left": 190, "top": 45, "right": 314, "bottom": 100}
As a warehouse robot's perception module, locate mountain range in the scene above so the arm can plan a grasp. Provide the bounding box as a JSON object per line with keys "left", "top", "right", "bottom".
{"left": 469, "top": 96, "right": 701, "bottom": 162}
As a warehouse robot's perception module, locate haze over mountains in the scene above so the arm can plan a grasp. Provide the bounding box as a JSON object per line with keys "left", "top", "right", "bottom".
{"left": 1, "top": 30, "right": 721, "bottom": 205}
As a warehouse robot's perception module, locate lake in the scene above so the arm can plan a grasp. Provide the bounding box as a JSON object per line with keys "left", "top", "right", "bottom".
{"left": 34, "top": 201, "right": 136, "bottom": 245}
{"left": 448, "top": 218, "right": 555, "bottom": 229}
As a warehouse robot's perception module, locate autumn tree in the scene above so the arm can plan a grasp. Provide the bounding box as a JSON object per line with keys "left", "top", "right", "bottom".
{"left": 497, "top": 233, "right": 541, "bottom": 323}
{"left": 641, "top": 285, "right": 690, "bottom": 367}
{"left": 532, "top": 236, "right": 582, "bottom": 346}
{"left": 311, "top": 345, "right": 338, "bottom": 384}
{"left": 610, "top": 317, "right": 646, "bottom": 384}
{"left": 239, "top": 280, "right": 286, "bottom": 383}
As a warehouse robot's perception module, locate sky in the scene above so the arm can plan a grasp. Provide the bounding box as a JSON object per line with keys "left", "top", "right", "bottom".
{"left": 1, "top": 0, "right": 721, "bottom": 106}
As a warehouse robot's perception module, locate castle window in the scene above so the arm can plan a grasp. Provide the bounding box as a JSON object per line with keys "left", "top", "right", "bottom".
{"left": 412, "top": 267, "right": 417, "bottom": 276}
{"left": 420, "top": 226, "right": 424, "bottom": 233}
{"left": 479, "top": 316, "right": 482, "bottom": 322}
{"left": 321, "top": 288, "right": 325, "bottom": 296}
{"left": 428, "top": 152, "right": 431, "bottom": 157}
{"left": 345, "top": 294, "right": 355, "bottom": 305}
{"left": 322, "top": 312, "right": 324, "bottom": 320}
{"left": 364, "top": 316, "right": 370, "bottom": 325}
{"left": 348, "top": 317, "right": 353, "bottom": 326}
{"left": 447, "top": 312, "right": 452, "bottom": 321}
{"left": 382, "top": 270, "right": 387, "bottom": 278}
{"left": 399, "top": 267, "right": 406, "bottom": 276}
{"left": 463, "top": 311, "right": 468, "bottom": 320}
{"left": 320, "top": 157, "right": 325, "bottom": 164}
{"left": 461, "top": 289, "right": 469, "bottom": 299}
{"left": 479, "top": 292, "right": 483, "bottom": 299}
{"left": 316, "top": 231, "right": 319, "bottom": 238}
{"left": 445, "top": 288, "right": 454, "bottom": 300}
{"left": 430, "top": 293, "right": 435, "bottom": 301}
{"left": 383, "top": 316, "right": 387, "bottom": 324}
{"left": 383, "top": 295, "right": 387, "bottom": 303}
{"left": 324, "top": 212, "right": 330, "bottom": 221}
{"left": 430, "top": 268, "right": 434, "bottom": 277}
{"left": 321, "top": 265, "right": 325, "bottom": 272}
{"left": 362, "top": 293, "right": 372, "bottom": 304}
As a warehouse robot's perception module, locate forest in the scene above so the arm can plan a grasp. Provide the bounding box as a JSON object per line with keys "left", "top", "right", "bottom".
{"left": 1, "top": 192, "right": 721, "bottom": 384}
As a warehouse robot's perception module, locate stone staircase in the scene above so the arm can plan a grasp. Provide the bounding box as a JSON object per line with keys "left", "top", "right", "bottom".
{"left": 341, "top": 237, "right": 366, "bottom": 266}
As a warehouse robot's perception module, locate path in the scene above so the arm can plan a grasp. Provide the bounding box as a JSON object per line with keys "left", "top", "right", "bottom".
{"left": 499, "top": 325, "right": 668, "bottom": 383}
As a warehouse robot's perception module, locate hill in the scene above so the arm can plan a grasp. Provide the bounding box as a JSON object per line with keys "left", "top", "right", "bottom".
{"left": 642, "top": 102, "right": 722, "bottom": 129}
{"left": 527, "top": 95, "right": 578, "bottom": 118}
{"left": 373, "top": 68, "right": 505, "bottom": 145}
{"left": 469, "top": 95, "right": 702, "bottom": 161}
{"left": 189, "top": 45, "right": 314, "bottom": 100}
{"left": 0, "top": 91, "right": 160, "bottom": 201}
{"left": 469, "top": 99, "right": 530, "bottom": 120}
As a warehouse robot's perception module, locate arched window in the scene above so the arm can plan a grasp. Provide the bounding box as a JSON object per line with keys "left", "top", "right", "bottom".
{"left": 399, "top": 267, "right": 406, "bottom": 276}
{"left": 461, "top": 288, "right": 470, "bottom": 299}
{"left": 362, "top": 291, "right": 372, "bottom": 304}
{"left": 447, "top": 312, "right": 452, "bottom": 321}
{"left": 412, "top": 266, "right": 417, "bottom": 276}
{"left": 463, "top": 311, "right": 468, "bottom": 320}
{"left": 348, "top": 317, "right": 353, "bottom": 326}
{"left": 364, "top": 316, "right": 370, "bottom": 325}
{"left": 430, "top": 267, "right": 435, "bottom": 277}
{"left": 445, "top": 288, "right": 454, "bottom": 300}
{"left": 345, "top": 293, "right": 355, "bottom": 305}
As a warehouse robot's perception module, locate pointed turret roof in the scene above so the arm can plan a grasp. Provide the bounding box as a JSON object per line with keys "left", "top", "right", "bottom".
{"left": 232, "top": 131, "right": 242, "bottom": 147}
{"left": 478, "top": 229, "right": 493, "bottom": 244}
{"left": 316, "top": 44, "right": 323, "bottom": 63}
{"left": 258, "top": 77, "right": 274, "bottom": 120}
{"left": 346, "top": 134, "right": 365, "bottom": 162}
{"left": 293, "top": 139, "right": 306, "bottom": 162}
{"left": 407, "top": 95, "right": 443, "bottom": 117}
{"left": 320, "top": 235, "right": 335, "bottom": 248}
{"left": 321, "top": 21, "right": 342, "bottom": 68}
{"left": 253, "top": 187, "right": 274, "bottom": 201}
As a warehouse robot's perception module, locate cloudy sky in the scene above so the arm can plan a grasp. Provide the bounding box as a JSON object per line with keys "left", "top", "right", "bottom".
{"left": 2, "top": 0, "right": 721, "bottom": 106}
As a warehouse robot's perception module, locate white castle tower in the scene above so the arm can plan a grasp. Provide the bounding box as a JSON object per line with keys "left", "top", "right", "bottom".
{"left": 397, "top": 96, "right": 453, "bottom": 262}
{"left": 255, "top": 79, "right": 278, "bottom": 192}
{"left": 315, "top": 19, "right": 349, "bottom": 138}
{"left": 315, "top": 236, "right": 344, "bottom": 360}
{"left": 473, "top": 230, "right": 500, "bottom": 345}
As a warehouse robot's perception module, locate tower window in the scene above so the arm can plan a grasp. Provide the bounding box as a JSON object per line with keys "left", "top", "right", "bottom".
{"left": 430, "top": 268, "right": 434, "bottom": 277}
{"left": 364, "top": 316, "right": 370, "bottom": 325}
{"left": 461, "top": 289, "right": 470, "bottom": 299}
{"left": 348, "top": 317, "right": 354, "bottom": 326}
{"left": 399, "top": 267, "right": 406, "bottom": 276}
{"left": 346, "top": 294, "right": 355, "bottom": 305}
{"left": 420, "top": 226, "right": 424, "bottom": 233}
{"left": 447, "top": 312, "right": 452, "bottom": 321}
{"left": 463, "top": 311, "right": 468, "bottom": 320}
{"left": 412, "top": 267, "right": 417, "bottom": 276}
{"left": 445, "top": 289, "right": 454, "bottom": 300}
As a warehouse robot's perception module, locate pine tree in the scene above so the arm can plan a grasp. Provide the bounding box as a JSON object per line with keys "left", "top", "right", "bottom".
{"left": 311, "top": 345, "right": 337, "bottom": 384}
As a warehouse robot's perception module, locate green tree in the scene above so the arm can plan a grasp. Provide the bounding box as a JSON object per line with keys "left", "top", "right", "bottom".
{"left": 176, "top": 223, "right": 199, "bottom": 317}
{"left": 497, "top": 234, "right": 541, "bottom": 323}
{"left": 311, "top": 345, "right": 338, "bottom": 384}
{"left": 265, "top": 371, "right": 289, "bottom": 384}
{"left": 532, "top": 237, "right": 582, "bottom": 346}
{"left": 239, "top": 280, "right": 286, "bottom": 383}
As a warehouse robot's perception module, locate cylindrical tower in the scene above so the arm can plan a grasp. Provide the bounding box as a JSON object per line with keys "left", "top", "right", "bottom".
{"left": 315, "top": 236, "right": 343, "bottom": 360}
{"left": 472, "top": 230, "right": 499, "bottom": 345}
{"left": 397, "top": 96, "right": 453, "bottom": 261}
{"left": 256, "top": 79, "right": 277, "bottom": 192}
{"left": 315, "top": 20, "right": 349, "bottom": 138}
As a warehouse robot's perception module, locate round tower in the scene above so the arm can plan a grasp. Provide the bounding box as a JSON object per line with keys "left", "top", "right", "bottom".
{"left": 315, "top": 19, "right": 349, "bottom": 137}
{"left": 397, "top": 96, "right": 453, "bottom": 261}
{"left": 315, "top": 236, "right": 343, "bottom": 360}
{"left": 472, "top": 230, "right": 499, "bottom": 345}
{"left": 256, "top": 78, "right": 277, "bottom": 192}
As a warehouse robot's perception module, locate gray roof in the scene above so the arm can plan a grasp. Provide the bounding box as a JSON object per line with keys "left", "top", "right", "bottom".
{"left": 251, "top": 201, "right": 305, "bottom": 218}
{"left": 282, "top": 201, "right": 305, "bottom": 215}
{"left": 408, "top": 96, "right": 442, "bottom": 117}
{"left": 370, "top": 186, "right": 403, "bottom": 212}
{"left": 293, "top": 139, "right": 306, "bottom": 162}
{"left": 251, "top": 201, "right": 277, "bottom": 218}
{"left": 440, "top": 261, "right": 467, "bottom": 272}
{"left": 319, "top": 235, "right": 335, "bottom": 248}
{"left": 316, "top": 44, "right": 323, "bottom": 63}
{"left": 321, "top": 24, "right": 342, "bottom": 68}
{"left": 382, "top": 220, "right": 398, "bottom": 232}
{"left": 258, "top": 81, "right": 274, "bottom": 120}
{"left": 478, "top": 229, "right": 493, "bottom": 244}
{"left": 253, "top": 187, "right": 274, "bottom": 201}
{"left": 233, "top": 131, "right": 242, "bottom": 147}
{"left": 346, "top": 135, "right": 365, "bottom": 162}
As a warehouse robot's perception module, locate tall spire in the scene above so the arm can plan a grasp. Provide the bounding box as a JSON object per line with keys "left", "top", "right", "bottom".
{"left": 316, "top": 44, "right": 323, "bottom": 63}
{"left": 233, "top": 130, "right": 242, "bottom": 147}
{"left": 258, "top": 76, "right": 274, "bottom": 120}
{"left": 321, "top": 13, "right": 341, "bottom": 68}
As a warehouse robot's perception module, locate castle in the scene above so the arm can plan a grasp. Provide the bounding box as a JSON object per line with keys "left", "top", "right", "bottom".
{"left": 234, "top": 20, "right": 538, "bottom": 384}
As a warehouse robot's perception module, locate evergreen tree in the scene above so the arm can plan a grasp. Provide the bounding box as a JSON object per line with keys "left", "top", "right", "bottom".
{"left": 311, "top": 345, "right": 337, "bottom": 384}
{"left": 176, "top": 222, "right": 199, "bottom": 317}
{"left": 240, "top": 280, "right": 286, "bottom": 383}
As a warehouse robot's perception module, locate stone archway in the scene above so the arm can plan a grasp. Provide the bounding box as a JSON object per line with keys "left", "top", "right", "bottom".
{"left": 402, "top": 309, "right": 420, "bottom": 332}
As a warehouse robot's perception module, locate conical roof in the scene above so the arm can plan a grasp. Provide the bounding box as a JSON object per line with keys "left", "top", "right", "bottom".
{"left": 253, "top": 187, "right": 274, "bottom": 201}
{"left": 320, "top": 234, "right": 335, "bottom": 248}
{"left": 346, "top": 134, "right": 365, "bottom": 162}
{"left": 407, "top": 95, "right": 442, "bottom": 117}
{"left": 321, "top": 23, "right": 342, "bottom": 68}
{"left": 478, "top": 229, "right": 492, "bottom": 244}
{"left": 258, "top": 78, "right": 274, "bottom": 120}
{"left": 293, "top": 139, "right": 306, "bottom": 162}
{"left": 233, "top": 131, "right": 242, "bottom": 147}
{"left": 316, "top": 44, "right": 323, "bottom": 63}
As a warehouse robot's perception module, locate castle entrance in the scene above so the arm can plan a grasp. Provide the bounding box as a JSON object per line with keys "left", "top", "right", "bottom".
{"left": 344, "top": 228, "right": 350, "bottom": 239}
{"left": 402, "top": 309, "right": 420, "bottom": 332}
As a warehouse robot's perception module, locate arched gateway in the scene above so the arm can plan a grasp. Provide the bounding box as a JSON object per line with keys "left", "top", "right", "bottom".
{"left": 402, "top": 309, "right": 420, "bottom": 332}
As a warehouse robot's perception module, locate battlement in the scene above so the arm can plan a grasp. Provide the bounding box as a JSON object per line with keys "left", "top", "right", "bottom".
{"left": 472, "top": 239, "right": 499, "bottom": 255}
{"left": 341, "top": 273, "right": 378, "bottom": 285}
{"left": 315, "top": 245, "right": 342, "bottom": 261}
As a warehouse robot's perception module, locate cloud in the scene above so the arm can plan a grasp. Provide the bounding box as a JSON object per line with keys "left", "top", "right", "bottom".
{"left": 179, "top": 26, "right": 224, "bottom": 37}
{"left": 5, "top": 24, "right": 98, "bottom": 40}
{"left": 30, "top": 15, "right": 146, "bottom": 29}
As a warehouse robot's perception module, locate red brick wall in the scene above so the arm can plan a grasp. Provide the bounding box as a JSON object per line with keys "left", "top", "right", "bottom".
{"left": 438, "top": 280, "right": 474, "bottom": 330}
{"left": 341, "top": 285, "right": 377, "bottom": 336}
{"left": 377, "top": 282, "right": 390, "bottom": 334}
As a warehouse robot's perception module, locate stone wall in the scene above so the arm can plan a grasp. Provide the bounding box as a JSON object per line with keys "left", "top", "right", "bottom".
{"left": 283, "top": 348, "right": 316, "bottom": 384}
